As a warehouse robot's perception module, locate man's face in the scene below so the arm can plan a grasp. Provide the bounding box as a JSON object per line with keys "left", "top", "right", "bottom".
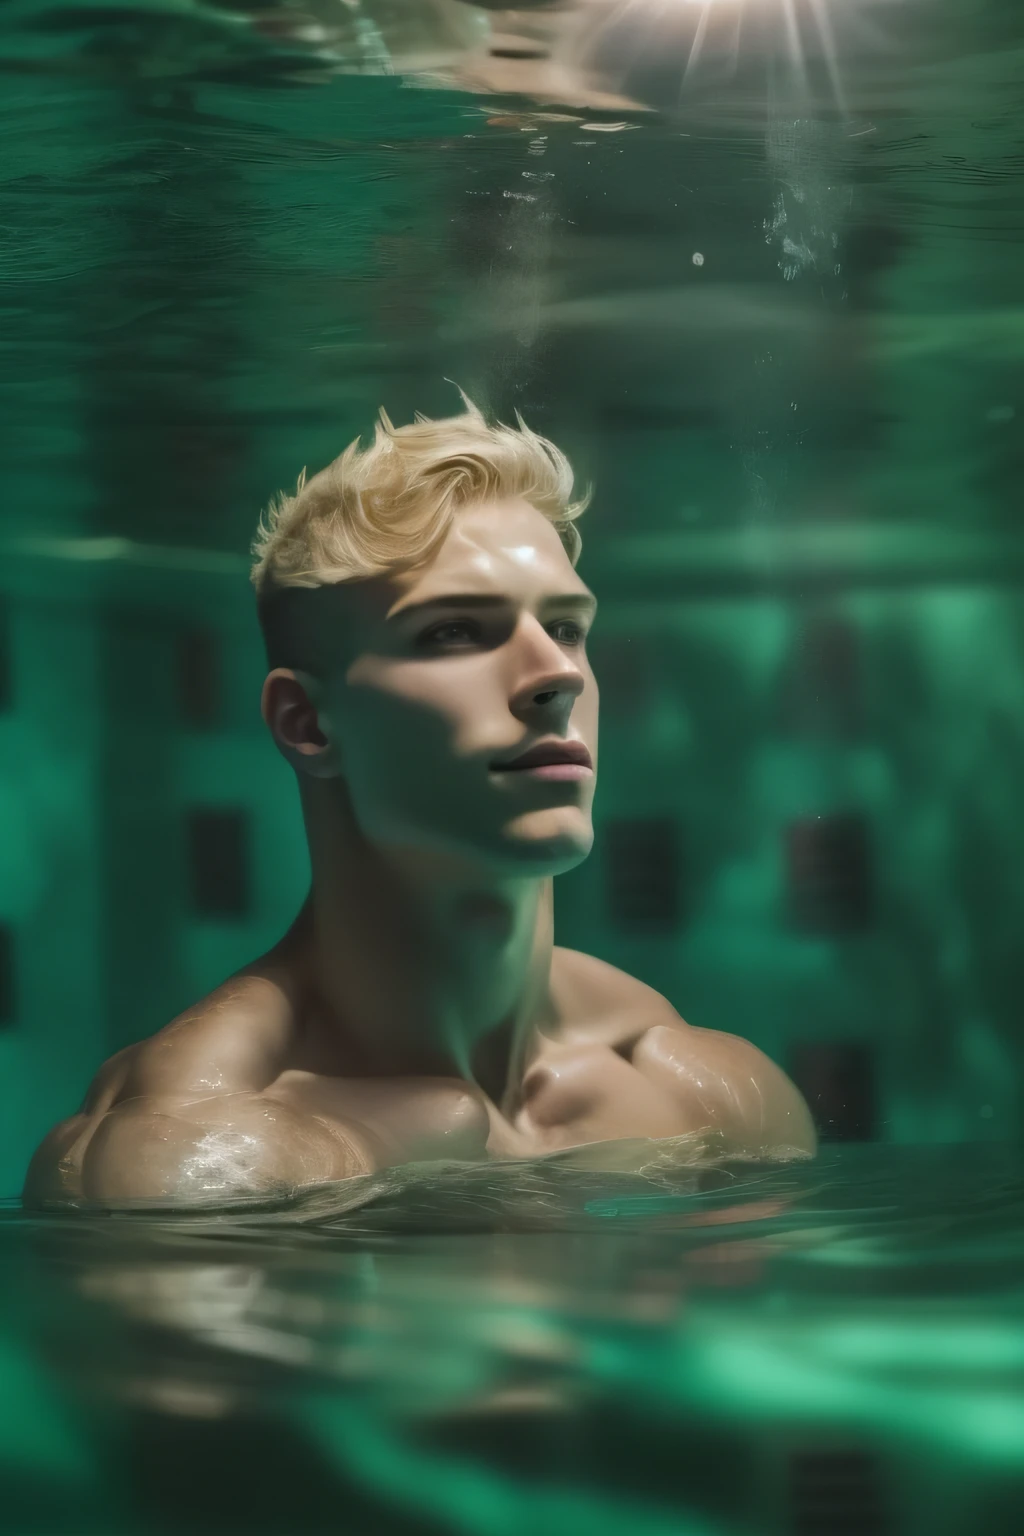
{"left": 310, "top": 497, "right": 599, "bottom": 877}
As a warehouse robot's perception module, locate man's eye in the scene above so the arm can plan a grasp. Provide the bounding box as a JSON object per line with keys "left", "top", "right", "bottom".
{"left": 419, "top": 619, "right": 480, "bottom": 646}
{"left": 418, "top": 617, "right": 587, "bottom": 648}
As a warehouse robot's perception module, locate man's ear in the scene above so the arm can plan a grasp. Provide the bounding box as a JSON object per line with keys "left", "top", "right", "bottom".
{"left": 260, "top": 668, "right": 340, "bottom": 779}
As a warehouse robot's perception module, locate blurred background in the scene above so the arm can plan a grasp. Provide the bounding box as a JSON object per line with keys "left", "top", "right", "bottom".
{"left": 2, "top": 0, "right": 1024, "bottom": 1193}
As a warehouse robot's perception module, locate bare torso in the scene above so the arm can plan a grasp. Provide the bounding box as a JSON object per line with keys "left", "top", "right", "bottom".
{"left": 23, "top": 946, "right": 817, "bottom": 1208}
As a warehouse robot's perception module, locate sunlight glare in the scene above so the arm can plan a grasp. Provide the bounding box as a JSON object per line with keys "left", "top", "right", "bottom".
{"left": 573, "top": 0, "right": 902, "bottom": 113}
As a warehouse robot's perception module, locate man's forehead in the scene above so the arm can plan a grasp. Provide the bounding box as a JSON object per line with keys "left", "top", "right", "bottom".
{"left": 358, "top": 514, "right": 588, "bottom": 622}
{"left": 391, "top": 547, "right": 572, "bottom": 611}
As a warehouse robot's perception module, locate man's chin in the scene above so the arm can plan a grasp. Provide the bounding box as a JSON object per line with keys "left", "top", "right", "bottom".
{"left": 494, "top": 815, "right": 594, "bottom": 877}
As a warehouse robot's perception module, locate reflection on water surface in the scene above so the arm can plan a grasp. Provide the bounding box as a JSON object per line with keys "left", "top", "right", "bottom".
{"left": 3, "top": 1144, "right": 1024, "bottom": 1534}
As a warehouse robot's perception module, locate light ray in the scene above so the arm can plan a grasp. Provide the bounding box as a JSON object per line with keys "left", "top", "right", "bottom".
{"left": 807, "top": 0, "right": 848, "bottom": 116}
{"left": 681, "top": 0, "right": 714, "bottom": 88}
{"left": 781, "top": 0, "right": 808, "bottom": 80}
{"left": 564, "top": 0, "right": 907, "bottom": 116}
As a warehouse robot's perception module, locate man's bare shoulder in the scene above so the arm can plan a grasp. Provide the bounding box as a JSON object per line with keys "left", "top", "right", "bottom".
{"left": 551, "top": 947, "right": 817, "bottom": 1156}
{"left": 550, "top": 945, "right": 689, "bottom": 1048}
{"left": 111, "top": 964, "right": 300, "bottom": 1105}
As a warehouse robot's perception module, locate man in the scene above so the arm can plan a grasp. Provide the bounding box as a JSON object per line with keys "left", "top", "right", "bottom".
{"left": 24, "top": 397, "right": 816, "bottom": 1207}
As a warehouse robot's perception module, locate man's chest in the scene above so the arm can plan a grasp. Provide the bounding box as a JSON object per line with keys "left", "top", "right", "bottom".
{"left": 505, "top": 1035, "right": 703, "bottom": 1155}
{"left": 270, "top": 1027, "right": 702, "bottom": 1166}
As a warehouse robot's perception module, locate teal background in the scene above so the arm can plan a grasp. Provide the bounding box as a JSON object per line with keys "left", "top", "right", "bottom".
{"left": 2, "top": 1, "right": 1024, "bottom": 1193}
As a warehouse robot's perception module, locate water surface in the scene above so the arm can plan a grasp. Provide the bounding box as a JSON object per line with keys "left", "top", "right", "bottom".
{"left": 3, "top": 1143, "right": 1024, "bottom": 1534}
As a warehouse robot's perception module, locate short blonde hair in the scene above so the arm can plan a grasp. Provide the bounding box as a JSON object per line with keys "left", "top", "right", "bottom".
{"left": 250, "top": 395, "right": 590, "bottom": 601}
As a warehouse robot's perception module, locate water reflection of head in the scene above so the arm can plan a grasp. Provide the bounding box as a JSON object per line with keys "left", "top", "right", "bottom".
{"left": 252, "top": 394, "right": 598, "bottom": 1082}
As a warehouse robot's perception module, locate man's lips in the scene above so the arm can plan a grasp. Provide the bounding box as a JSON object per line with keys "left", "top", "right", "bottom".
{"left": 504, "top": 762, "right": 593, "bottom": 781}
{"left": 490, "top": 739, "right": 593, "bottom": 774}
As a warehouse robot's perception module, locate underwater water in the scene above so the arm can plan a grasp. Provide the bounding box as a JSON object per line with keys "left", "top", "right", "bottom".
{"left": 3, "top": 0, "right": 1024, "bottom": 1529}
{"left": 3, "top": 1141, "right": 1024, "bottom": 1534}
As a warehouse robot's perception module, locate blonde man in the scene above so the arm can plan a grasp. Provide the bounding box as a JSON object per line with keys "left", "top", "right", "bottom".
{"left": 25, "top": 398, "right": 815, "bottom": 1207}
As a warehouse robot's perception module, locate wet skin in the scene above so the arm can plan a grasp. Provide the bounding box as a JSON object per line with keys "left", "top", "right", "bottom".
{"left": 24, "top": 498, "right": 816, "bottom": 1207}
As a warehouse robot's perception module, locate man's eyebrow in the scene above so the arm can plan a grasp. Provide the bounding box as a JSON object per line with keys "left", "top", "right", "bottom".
{"left": 388, "top": 592, "right": 597, "bottom": 621}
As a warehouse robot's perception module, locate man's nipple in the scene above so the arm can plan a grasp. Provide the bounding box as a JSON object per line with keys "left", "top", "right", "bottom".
{"left": 518, "top": 1056, "right": 594, "bottom": 1129}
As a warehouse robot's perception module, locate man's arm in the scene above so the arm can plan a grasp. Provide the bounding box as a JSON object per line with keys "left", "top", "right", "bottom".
{"left": 24, "top": 1089, "right": 374, "bottom": 1209}
{"left": 633, "top": 1017, "right": 819, "bottom": 1160}
{"left": 22, "top": 1002, "right": 378, "bottom": 1210}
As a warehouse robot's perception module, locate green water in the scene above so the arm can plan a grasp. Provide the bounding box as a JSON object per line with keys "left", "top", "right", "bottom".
{"left": 3, "top": 0, "right": 1024, "bottom": 1528}
{"left": 3, "top": 1143, "right": 1024, "bottom": 1535}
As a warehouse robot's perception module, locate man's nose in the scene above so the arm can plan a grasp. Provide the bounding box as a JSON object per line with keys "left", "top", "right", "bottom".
{"left": 507, "top": 617, "right": 586, "bottom": 715}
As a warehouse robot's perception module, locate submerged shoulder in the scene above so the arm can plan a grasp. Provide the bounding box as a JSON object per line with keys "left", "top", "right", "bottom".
{"left": 114, "top": 966, "right": 300, "bottom": 1103}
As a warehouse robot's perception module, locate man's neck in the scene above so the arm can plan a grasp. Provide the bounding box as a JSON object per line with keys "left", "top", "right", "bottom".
{"left": 290, "top": 783, "right": 557, "bottom": 1112}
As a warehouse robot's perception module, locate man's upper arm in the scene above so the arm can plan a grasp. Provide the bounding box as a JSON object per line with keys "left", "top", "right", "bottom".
{"left": 24, "top": 994, "right": 370, "bottom": 1207}
{"left": 634, "top": 1013, "right": 818, "bottom": 1158}
{"left": 75, "top": 1092, "right": 370, "bottom": 1204}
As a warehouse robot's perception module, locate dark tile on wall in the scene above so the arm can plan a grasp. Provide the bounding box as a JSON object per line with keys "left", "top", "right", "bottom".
{"left": 788, "top": 1040, "right": 877, "bottom": 1142}
{"left": 101, "top": 619, "right": 179, "bottom": 1052}
{"left": 0, "top": 599, "right": 10, "bottom": 711}
{"left": 787, "top": 1446, "right": 892, "bottom": 1536}
{"left": 606, "top": 818, "right": 682, "bottom": 932}
{"left": 0, "top": 924, "right": 13, "bottom": 1025}
{"left": 785, "top": 812, "right": 872, "bottom": 934}
{"left": 188, "top": 809, "right": 250, "bottom": 919}
{"left": 176, "top": 628, "right": 221, "bottom": 730}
